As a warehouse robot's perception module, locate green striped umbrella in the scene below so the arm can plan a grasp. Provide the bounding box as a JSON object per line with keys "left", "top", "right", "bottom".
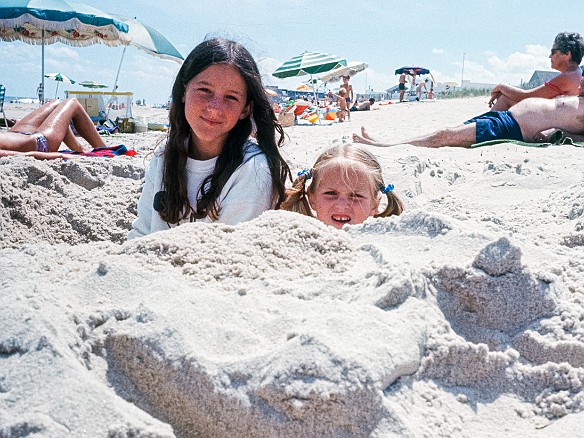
{"left": 272, "top": 51, "right": 347, "bottom": 79}
{"left": 44, "top": 72, "right": 75, "bottom": 99}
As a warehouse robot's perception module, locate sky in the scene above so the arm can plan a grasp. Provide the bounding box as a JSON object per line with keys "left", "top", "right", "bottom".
{"left": 1, "top": 0, "right": 583, "bottom": 104}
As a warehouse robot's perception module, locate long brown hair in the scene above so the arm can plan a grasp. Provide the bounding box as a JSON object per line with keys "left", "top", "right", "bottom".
{"left": 159, "top": 38, "right": 290, "bottom": 223}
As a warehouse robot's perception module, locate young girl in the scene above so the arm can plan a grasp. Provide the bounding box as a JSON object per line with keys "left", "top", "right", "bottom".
{"left": 336, "top": 88, "right": 348, "bottom": 122}
{"left": 128, "top": 38, "right": 291, "bottom": 239}
{"left": 281, "top": 144, "right": 403, "bottom": 229}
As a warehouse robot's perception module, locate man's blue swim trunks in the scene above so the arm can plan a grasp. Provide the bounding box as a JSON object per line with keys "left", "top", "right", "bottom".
{"left": 464, "top": 111, "right": 523, "bottom": 143}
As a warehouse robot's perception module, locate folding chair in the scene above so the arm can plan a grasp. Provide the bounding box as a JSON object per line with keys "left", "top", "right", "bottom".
{"left": 0, "top": 85, "right": 7, "bottom": 128}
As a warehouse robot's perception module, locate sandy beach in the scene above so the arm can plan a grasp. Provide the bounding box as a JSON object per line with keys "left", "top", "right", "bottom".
{"left": 1, "top": 97, "right": 584, "bottom": 437}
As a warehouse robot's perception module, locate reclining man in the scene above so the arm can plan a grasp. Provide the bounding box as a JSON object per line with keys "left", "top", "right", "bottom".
{"left": 353, "top": 81, "right": 584, "bottom": 148}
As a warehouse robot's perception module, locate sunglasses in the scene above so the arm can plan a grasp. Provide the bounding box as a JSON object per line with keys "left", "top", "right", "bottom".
{"left": 550, "top": 48, "right": 564, "bottom": 55}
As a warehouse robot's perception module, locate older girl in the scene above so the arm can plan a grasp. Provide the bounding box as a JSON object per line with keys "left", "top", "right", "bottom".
{"left": 128, "top": 38, "right": 290, "bottom": 239}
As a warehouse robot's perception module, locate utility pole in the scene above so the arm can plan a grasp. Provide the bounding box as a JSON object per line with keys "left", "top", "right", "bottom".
{"left": 461, "top": 52, "right": 466, "bottom": 89}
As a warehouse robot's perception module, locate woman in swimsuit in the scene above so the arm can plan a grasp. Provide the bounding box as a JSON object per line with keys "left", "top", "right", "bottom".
{"left": 488, "top": 31, "right": 583, "bottom": 111}
{"left": 0, "top": 98, "right": 106, "bottom": 159}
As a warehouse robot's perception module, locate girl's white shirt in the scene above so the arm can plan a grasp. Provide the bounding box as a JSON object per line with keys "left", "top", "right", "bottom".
{"left": 128, "top": 138, "right": 274, "bottom": 240}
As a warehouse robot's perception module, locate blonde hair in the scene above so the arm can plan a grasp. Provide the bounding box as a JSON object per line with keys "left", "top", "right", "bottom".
{"left": 280, "top": 144, "right": 404, "bottom": 218}
{"left": 338, "top": 87, "right": 347, "bottom": 96}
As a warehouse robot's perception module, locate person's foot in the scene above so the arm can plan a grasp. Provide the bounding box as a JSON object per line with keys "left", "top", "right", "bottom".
{"left": 360, "top": 126, "right": 374, "bottom": 141}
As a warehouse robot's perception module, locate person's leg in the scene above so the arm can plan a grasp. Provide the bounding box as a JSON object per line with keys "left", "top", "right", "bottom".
{"left": 37, "top": 98, "right": 104, "bottom": 152}
{"left": 0, "top": 149, "right": 77, "bottom": 160}
{"left": 10, "top": 99, "right": 62, "bottom": 132}
{"left": 353, "top": 124, "right": 477, "bottom": 148}
{"left": 405, "top": 123, "right": 476, "bottom": 148}
{"left": 62, "top": 125, "right": 83, "bottom": 151}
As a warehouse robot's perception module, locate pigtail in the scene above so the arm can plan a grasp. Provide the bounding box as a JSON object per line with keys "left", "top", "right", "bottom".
{"left": 280, "top": 171, "right": 314, "bottom": 217}
{"left": 375, "top": 184, "right": 404, "bottom": 218}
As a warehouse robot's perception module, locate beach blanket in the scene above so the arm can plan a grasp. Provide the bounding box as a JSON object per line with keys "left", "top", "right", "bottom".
{"left": 471, "top": 136, "right": 584, "bottom": 149}
{"left": 62, "top": 145, "right": 138, "bottom": 157}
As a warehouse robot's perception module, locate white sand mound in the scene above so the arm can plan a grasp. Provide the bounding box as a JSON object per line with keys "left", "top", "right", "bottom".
{"left": 2, "top": 207, "right": 584, "bottom": 436}
{"left": 2, "top": 98, "right": 584, "bottom": 437}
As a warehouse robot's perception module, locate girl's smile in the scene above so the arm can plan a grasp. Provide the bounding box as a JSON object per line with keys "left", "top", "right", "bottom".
{"left": 183, "top": 63, "right": 250, "bottom": 160}
{"left": 308, "top": 166, "right": 380, "bottom": 229}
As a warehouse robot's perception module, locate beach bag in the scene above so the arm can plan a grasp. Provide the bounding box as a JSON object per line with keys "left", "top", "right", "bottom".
{"left": 278, "top": 111, "right": 295, "bottom": 127}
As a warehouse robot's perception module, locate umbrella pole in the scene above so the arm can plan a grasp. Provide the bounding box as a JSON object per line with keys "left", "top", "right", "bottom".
{"left": 311, "top": 76, "right": 321, "bottom": 125}
{"left": 41, "top": 29, "right": 45, "bottom": 104}
{"left": 112, "top": 46, "right": 127, "bottom": 93}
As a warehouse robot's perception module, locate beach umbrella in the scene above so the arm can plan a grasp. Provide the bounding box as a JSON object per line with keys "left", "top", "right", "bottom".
{"left": 395, "top": 66, "right": 431, "bottom": 76}
{"left": 78, "top": 80, "right": 108, "bottom": 89}
{"left": 272, "top": 51, "right": 346, "bottom": 79}
{"left": 319, "top": 61, "right": 368, "bottom": 83}
{"left": 273, "top": 51, "right": 346, "bottom": 122}
{"left": 108, "top": 14, "right": 183, "bottom": 92}
{"left": 0, "top": 0, "right": 130, "bottom": 103}
{"left": 44, "top": 72, "right": 74, "bottom": 98}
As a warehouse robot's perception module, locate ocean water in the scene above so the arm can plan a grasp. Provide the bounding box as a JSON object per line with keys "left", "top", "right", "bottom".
{"left": 5, "top": 96, "right": 38, "bottom": 104}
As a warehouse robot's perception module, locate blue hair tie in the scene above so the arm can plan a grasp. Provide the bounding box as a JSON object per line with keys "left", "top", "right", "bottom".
{"left": 380, "top": 183, "right": 394, "bottom": 194}
{"left": 298, "top": 169, "right": 312, "bottom": 180}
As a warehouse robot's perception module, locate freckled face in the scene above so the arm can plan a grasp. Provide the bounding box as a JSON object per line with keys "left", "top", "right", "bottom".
{"left": 183, "top": 64, "right": 250, "bottom": 158}
{"left": 308, "top": 166, "right": 380, "bottom": 229}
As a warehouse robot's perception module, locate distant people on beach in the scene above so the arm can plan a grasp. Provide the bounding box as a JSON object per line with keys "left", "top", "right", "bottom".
{"left": 336, "top": 88, "right": 348, "bottom": 122}
{"left": 36, "top": 82, "right": 43, "bottom": 104}
{"left": 427, "top": 78, "right": 435, "bottom": 99}
{"left": 128, "top": 38, "right": 291, "bottom": 239}
{"left": 398, "top": 71, "right": 407, "bottom": 102}
{"left": 280, "top": 144, "right": 403, "bottom": 229}
{"left": 352, "top": 93, "right": 584, "bottom": 148}
{"left": 0, "top": 98, "right": 107, "bottom": 160}
{"left": 416, "top": 79, "right": 427, "bottom": 101}
{"left": 351, "top": 98, "right": 375, "bottom": 111}
{"left": 340, "top": 75, "right": 354, "bottom": 120}
{"left": 488, "top": 31, "right": 584, "bottom": 111}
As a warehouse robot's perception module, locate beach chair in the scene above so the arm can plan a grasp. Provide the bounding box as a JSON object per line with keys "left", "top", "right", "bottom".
{"left": 0, "top": 85, "right": 7, "bottom": 128}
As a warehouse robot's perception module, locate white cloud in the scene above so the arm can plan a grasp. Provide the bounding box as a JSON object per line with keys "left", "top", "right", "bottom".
{"left": 432, "top": 48, "right": 444, "bottom": 54}
{"left": 46, "top": 46, "right": 81, "bottom": 60}
{"left": 458, "top": 44, "right": 550, "bottom": 85}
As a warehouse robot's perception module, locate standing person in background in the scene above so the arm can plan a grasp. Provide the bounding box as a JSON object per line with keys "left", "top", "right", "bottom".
{"left": 36, "top": 83, "right": 43, "bottom": 105}
{"left": 488, "top": 31, "right": 583, "bottom": 111}
{"left": 340, "top": 75, "right": 354, "bottom": 120}
{"left": 336, "top": 88, "right": 348, "bottom": 122}
{"left": 128, "top": 38, "right": 291, "bottom": 239}
{"left": 398, "top": 71, "right": 407, "bottom": 102}
{"left": 416, "top": 79, "right": 428, "bottom": 101}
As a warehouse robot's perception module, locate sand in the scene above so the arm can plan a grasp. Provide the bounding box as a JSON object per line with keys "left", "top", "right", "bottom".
{"left": 1, "top": 97, "right": 584, "bottom": 437}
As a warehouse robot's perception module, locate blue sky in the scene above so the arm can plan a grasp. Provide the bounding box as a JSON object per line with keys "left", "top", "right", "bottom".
{"left": 1, "top": 0, "right": 582, "bottom": 104}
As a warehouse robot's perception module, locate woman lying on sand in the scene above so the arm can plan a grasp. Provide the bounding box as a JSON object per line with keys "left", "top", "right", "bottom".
{"left": 0, "top": 98, "right": 106, "bottom": 160}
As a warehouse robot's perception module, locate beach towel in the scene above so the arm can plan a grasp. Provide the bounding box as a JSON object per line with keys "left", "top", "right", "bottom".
{"left": 471, "top": 136, "right": 584, "bottom": 149}
{"left": 62, "top": 145, "right": 138, "bottom": 157}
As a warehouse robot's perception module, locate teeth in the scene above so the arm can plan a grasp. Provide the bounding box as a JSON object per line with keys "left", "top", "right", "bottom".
{"left": 332, "top": 215, "right": 350, "bottom": 222}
